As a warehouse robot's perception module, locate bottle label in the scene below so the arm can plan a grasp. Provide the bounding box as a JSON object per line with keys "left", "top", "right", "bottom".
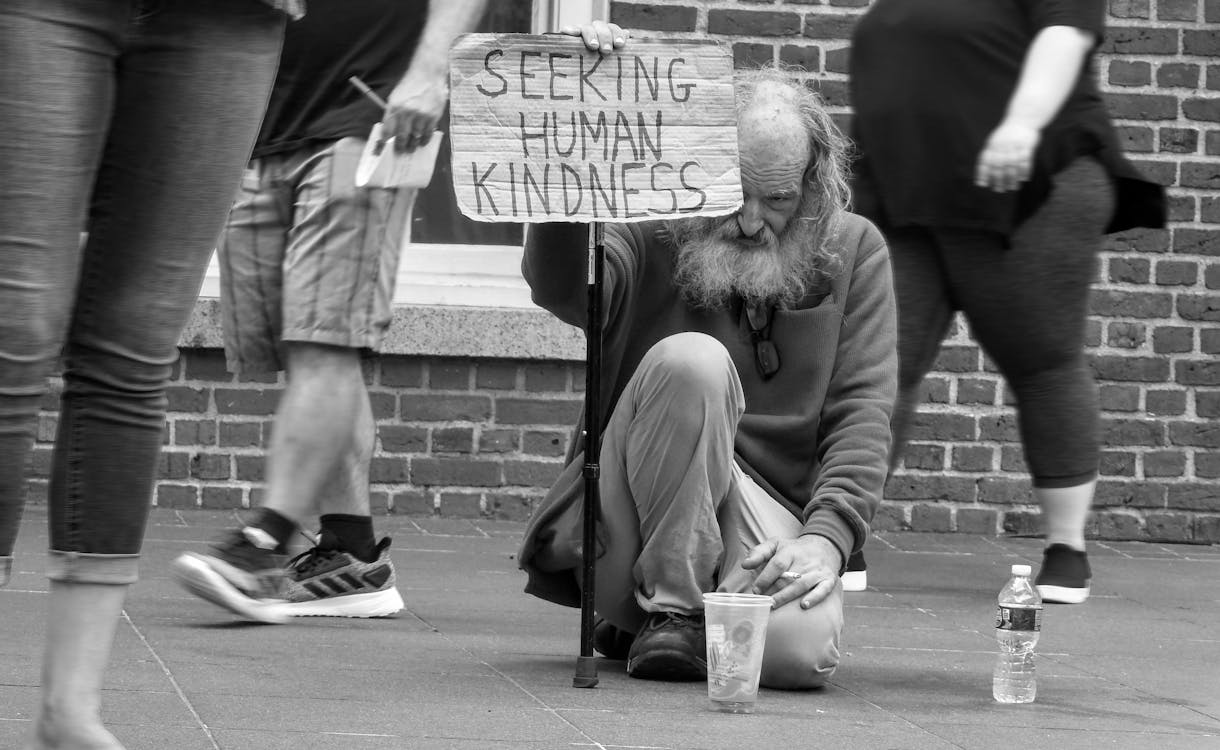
{"left": 995, "top": 605, "right": 1041, "bottom": 631}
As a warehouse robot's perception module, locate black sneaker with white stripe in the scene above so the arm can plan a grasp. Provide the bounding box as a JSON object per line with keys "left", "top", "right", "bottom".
{"left": 281, "top": 533, "right": 404, "bottom": 618}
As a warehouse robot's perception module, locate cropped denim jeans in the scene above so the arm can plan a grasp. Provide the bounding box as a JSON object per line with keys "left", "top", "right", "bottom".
{"left": 0, "top": 0, "right": 284, "bottom": 584}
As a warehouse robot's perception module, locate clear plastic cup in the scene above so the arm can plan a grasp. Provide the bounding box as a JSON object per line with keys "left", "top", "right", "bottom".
{"left": 702, "top": 592, "right": 773, "bottom": 713}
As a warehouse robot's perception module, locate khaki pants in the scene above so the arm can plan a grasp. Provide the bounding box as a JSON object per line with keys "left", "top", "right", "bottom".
{"left": 594, "top": 332, "right": 843, "bottom": 689}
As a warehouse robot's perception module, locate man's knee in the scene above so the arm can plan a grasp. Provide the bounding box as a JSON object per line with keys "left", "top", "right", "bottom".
{"left": 759, "top": 593, "right": 843, "bottom": 690}
{"left": 639, "top": 333, "right": 739, "bottom": 402}
{"left": 283, "top": 342, "right": 363, "bottom": 378}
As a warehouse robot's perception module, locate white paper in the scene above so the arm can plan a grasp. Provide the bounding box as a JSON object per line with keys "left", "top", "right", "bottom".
{"left": 355, "top": 123, "right": 444, "bottom": 189}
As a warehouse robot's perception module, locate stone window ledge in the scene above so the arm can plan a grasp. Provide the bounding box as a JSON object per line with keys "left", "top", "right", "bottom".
{"left": 179, "top": 298, "right": 586, "bottom": 362}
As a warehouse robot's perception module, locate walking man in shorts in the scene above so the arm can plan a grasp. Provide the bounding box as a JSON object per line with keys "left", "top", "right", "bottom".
{"left": 173, "top": 0, "right": 488, "bottom": 623}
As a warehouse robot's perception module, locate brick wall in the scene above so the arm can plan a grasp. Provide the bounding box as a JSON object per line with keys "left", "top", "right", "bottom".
{"left": 28, "top": 1, "right": 1220, "bottom": 543}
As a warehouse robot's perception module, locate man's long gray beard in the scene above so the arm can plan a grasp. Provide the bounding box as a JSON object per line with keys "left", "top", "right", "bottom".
{"left": 667, "top": 209, "right": 823, "bottom": 310}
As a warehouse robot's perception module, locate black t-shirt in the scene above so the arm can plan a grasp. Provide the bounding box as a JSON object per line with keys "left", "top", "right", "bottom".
{"left": 253, "top": 0, "right": 426, "bottom": 158}
{"left": 849, "top": 0, "right": 1164, "bottom": 236}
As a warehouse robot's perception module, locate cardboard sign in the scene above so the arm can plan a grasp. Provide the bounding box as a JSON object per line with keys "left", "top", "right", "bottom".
{"left": 449, "top": 34, "right": 741, "bottom": 223}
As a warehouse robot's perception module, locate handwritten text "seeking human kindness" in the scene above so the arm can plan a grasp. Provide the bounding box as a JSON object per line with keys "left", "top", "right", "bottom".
{"left": 448, "top": 35, "right": 741, "bottom": 224}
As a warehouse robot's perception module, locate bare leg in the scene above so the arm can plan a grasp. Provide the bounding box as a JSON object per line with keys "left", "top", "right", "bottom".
{"left": 1037, "top": 480, "right": 1094, "bottom": 551}
{"left": 26, "top": 581, "right": 127, "bottom": 750}
{"left": 262, "top": 343, "right": 372, "bottom": 524}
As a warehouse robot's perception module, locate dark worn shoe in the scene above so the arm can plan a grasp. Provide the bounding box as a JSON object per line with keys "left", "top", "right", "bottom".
{"left": 593, "top": 618, "right": 635, "bottom": 660}
{"left": 1035, "top": 544, "right": 1091, "bottom": 604}
{"left": 626, "top": 611, "right": 706, "bottom": 681}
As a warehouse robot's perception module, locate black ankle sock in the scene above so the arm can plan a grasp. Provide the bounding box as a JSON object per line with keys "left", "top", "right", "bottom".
{"left": 319, "top": 514, "right": 378, "bottom": 562}
{"left": 247, "top": 508, "right": 297, "bottom": 553}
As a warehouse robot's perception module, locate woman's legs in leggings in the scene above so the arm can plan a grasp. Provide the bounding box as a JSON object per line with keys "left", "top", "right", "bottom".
{"left": 1, "top": 1, "right": 284, "bottom": 747}
{"left": 939, "top": 158, "right": 1115, "bottom": 551}
{"left": 886, "top": 228, "right": 958, "bottom": 472}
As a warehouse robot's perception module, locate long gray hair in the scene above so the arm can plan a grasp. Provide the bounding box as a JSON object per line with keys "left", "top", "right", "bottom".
{"left": 733, "top": 65, "right": 851, "bottom": 271}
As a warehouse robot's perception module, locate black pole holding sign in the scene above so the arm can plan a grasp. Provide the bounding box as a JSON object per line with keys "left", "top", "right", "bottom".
{"left": 573, "top": 222, "right": 605, "bottom": 689}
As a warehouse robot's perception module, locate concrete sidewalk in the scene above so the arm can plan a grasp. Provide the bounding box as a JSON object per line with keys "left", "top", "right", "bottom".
{"left": 2, "top": 506, "right": 1218, "bottom": 750}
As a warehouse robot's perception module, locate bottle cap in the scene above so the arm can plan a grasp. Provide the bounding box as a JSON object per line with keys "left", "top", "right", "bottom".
{"left": 1011, "top": 564, "right": 1032, "bottom": 576}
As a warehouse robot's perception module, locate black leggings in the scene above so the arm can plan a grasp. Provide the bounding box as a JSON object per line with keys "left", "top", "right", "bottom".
{"left": 887, "top": 157, "right": 1114, "bottom": 489}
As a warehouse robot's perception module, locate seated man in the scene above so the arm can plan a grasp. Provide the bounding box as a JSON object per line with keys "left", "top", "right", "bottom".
{"left": 518, "top": 25, "right": 897, "bottom": 689}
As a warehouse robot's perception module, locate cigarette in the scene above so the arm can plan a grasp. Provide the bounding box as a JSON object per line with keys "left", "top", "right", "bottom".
{"left": 348, "top": 75, "right": 388, "bottom": 110}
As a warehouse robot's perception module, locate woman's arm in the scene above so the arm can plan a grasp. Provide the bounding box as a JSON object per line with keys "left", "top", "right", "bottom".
{"left": 974, "top": 25, "right": 1096, "bottom": 193}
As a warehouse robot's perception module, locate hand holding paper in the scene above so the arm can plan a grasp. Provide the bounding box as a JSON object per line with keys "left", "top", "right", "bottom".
{"left": 355, "top": 123, "right": 443, "bottom": 189}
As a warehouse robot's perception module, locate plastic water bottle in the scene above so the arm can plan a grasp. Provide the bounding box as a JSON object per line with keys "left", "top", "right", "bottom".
{"left": 993, "top": 563, "right": 1042, "bottom": 703}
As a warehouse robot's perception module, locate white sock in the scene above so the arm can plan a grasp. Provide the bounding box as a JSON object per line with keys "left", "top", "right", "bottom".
{"left": 1036, "top": 479, "right": 1095, "bottom": 552}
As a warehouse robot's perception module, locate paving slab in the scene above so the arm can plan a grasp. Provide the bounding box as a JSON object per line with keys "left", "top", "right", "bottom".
{"left": 1, "top": 506, "right": 1218, "bottom": 750}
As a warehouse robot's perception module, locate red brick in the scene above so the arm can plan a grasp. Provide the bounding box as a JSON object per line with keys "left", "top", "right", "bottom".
{"left": 1116, "top": 125, "right": 1155, "bottom": 152}
{"left": 801, "top": 13, "right": 857, "bottom": 39}
{"left": 369, "top": 457, "right": 410, "bottom": 483}
{"left": 1143, "top": 451, "right": 1187, "bottom": 477}
{"left": 1090, "top": 289, "right": 1173, "bottom": 318}
{"left": 1167, "top": 483, "right": 1220, "bottom": 511}
{"left": 1111, "top": 0, "right": 1151, "bottom": 19}
{"left": 1196, "top": 390, "right": 1220, "bottom": 417}
{"left": 166, "top": 386, "right": 210, "bottom": 413}
{"left": 1103, "top": 92, "right": 1178, "bottom": 119}
{"left": 1170, "top": 420, "right": 1220, "bottom": 448}
{"left": 1156, "top": 62, "right": 1200, "bottom": 88}
{"left": 1208, "top": 0, "right": 1220, "bottom": 22}
{"left": 1146, "top": 389, "right": 1187, "bottom": 416}
{"left": 870, "top": 503, "right": 908, "bottom": 532}
{"left": 734, "top": 42, "right": 775, "bottom": 70}
{"left": 201, "top": 487, "right": 243, "bottom": 509}
{"left": 907, "top": 412, "right": 976, "bottom": 441}
{"left": 400, "top": 394, "right": 492, "bottom": 422}
{"left": 158, "top": 451, "right": 191, "bottom": 480}
{"left": 922, "top": 377, "right": 950, "bottom": 404}
{"left": 779, "top": 44, "right": 819, "bottom": 71}
{"left": 1176, "top": 295, "right": 1220, "bottom": 322}
{"left": 488, "top": 493, "right": 536, "bottom": 522}
{"left": 1100, "top": 450, "right": 1137, "bottom": 477}
{"left": 1196, "top": 451, "right": 1220, "bottom": 478}
{"left": 481, "top": 428, "right": 522, "bottom": 454}
{"left": 392, "top": 490, "right": 433, "bottom": 515}
{"left": 883, "top": 475, "right": 976, "bottom": 502}
{"left": 708, "top": 10, "right": 801, "bottom": 36}
{"left": 1184, "top": 29, "right": 1220, "bottom": 56}
{"left": 951, "top": 446, "right": 994, "bottom": 472}
{"left": 955, "top": 508, "right": 998, "bottom": 535}
{"left": 1130, "top": 158, "right": 1177, "bottom": 186}
{"left": 412, "top": 457, "right": 501, "bottom": 486}
{"left": 1181, "top": 164, "right": 1220, "bottom": 190}
{"left": 429, "top": 362, "right": 473, "bottom": 390}
{"left": 1152, "top": 326, "right": 1194, "bottom": 354}
{"left": 1106, "top": 321, "right": 1146, "bottom": 348}
{"left": 1095, "top": 480, "right": 1167, "bottom": 508}
{"left": 157, "top": 484, "right": 198, "bottom": 509}
{"left": 956, "top": 378, "right": 996, "bottom": 405}
{"left": 1099, "top": 384, "right": 1140, "bottom": 412}
{"left": 183, "top": 350, "right": 232, "bottom": 382}
{"left": 978, "top": 414, "right": 1019, "bottom": 442}
{"left": 612, "top": 2, "right": 698, "bottom": 32}
{"left": 1207, "top": 328, "right": 1220, "bottom": 354}
{"left": 438, "top": 492, "right": 483, "bottom": 518}
{"left": 1109, "top": 60, "right": 1151, "bottom": 86}
{"left": 1103, "top": 228, "right": 1170, "bottom": 254}
{"left": 910, "top": 504, "right": 952, "bottom": 532}
{"left": 1001, "top": 510, "right": 1040, "bottom": 536}
{"left": 522, "top": 430, "right": 565, "bottom": 456}
{"left": 1156, "top": 260, "right": 1199, "bottom": 286}
{"left": 1145, "top": 513, "right": 1193, "bottom": 542}
{"left": 214, "top": 388, "right": 279, "bottom": 416}
{"left": 219, "top": 421, "right": 261, "bottom": 448}
{"left": 475, "top": 362, "right": 518, "bottom": 390}
{"left": 369, "top": 392, "right": 396, "bottom": 420}
{"left": 1175, "top": 360, "right": 1220, "bottom": 386}
{"left": 1193, "top": 515, "right": 1220, "bottom": 543}
{"left": 235, "top": 455, "right": 264, "bottom": 482}
{"left": 496, "top": 397, "right": 582, "bottom": 426}
{"left": 1168, "top": 195, "right": 1196, "bottom": 222}
{"left": 174, "top": 419, "right": 217, "bottom": 446}
{"left": 1108, "top": 257, "right": 1150, "bottom": 283}
{"left": 190, "top": 453, "right": 230, "bottom": 480}
{"left": 900, "top": 443, "right": 945, "bottom": 471}
{"left": 524, "top": 364, "right": 569, "bottom": 393}
{"left": 978, "top": 477, "right": 1031, "bottom": 505}
{"left": 1093, "top": 512, "right": 1146, "bottom": 540}
{"left": 369, "top": 490, "right": 390, "bottom": 514}
{"left": 1090, "top": 355, "right": 1171, "bottom": 382}
{"left": 379, "top": 425, "right": 427, "bottom": 453}
{"left": 1102, "top": 418, "right": 1166, "bottom": 447}
{"left": 433, "top": 427, "right": 475, "bottom": 454}
{"left": 503, "top": 459, "right": 563, "bottom": 487}
{"left": 379, "top": 359, "right": 423, "bottom": 387}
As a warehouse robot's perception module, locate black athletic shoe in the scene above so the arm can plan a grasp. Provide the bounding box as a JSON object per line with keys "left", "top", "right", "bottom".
{"left": 172, "top": 526, "right": 290, "bottom": 623}
{"left": 593, "top": 618, "right": 635, "bottom": 660}
{"left": 1035, "top": 544, "right": 1091, "bottom": 604}
{"left": 627, "top": 611, "right": 706, "bottom": 681}
{"left": 842, "top": 549, "right": 867, "bottom": 592}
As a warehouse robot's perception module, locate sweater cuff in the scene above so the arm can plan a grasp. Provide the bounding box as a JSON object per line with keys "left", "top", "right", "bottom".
{"left": 800, "top": 508, "right": 856, "bottom": 575}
